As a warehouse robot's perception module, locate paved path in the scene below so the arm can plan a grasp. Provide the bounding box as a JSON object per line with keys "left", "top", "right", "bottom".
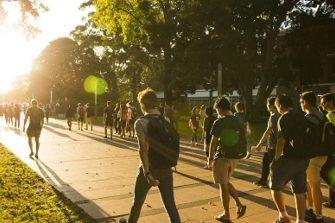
{"left": 0, "top": 118, "right": 334, "bottom": 223}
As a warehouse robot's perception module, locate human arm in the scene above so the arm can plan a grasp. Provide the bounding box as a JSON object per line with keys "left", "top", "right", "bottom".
{"left": 136, "top": 121, "right": 159, "bottom": 186}
{"left": 254, "top": 127, "right": 272, "bottom": 151}
{"left": 274, "top": 136, "right": 285, "bottom": 161}
{"left": 207, "top": 135, "right": 218, "bottom": 168}
{"left": 23, "top": 109, "right": 29, "bottom": 131}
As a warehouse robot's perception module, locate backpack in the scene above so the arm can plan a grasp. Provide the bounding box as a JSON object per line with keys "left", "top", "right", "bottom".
{"left": 218, "top": 116, "right": 247, "bottom": 159}
{"left": 308, "top": 113, "right": 335, "bottom": 156}
{"left": 288, "top": 112, "right": 319, "bottom": 159}
{"left": 144, "top": 114, "right": 180, "bottom": 168}
{"left": 78, "top": 107, "right": 85, "bottom": 117}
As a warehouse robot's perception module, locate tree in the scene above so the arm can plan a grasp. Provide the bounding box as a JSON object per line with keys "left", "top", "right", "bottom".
{"left": 29, "top": 37, "right": 101, "bottom": 104}
{"left": 0, "top": 0, "right": 47, "bottom": 34}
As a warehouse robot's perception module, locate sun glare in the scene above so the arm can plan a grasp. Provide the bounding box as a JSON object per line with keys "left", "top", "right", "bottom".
{"left": 0, "top": 30, "right": 38, "bottom": 93}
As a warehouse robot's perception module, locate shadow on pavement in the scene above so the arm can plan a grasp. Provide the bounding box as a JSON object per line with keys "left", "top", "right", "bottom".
{"left": 34, "top": 159, "right": 105, "bottom": 222}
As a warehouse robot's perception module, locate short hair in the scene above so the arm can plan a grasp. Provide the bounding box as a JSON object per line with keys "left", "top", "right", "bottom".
{"left": 300, "top": 91, "right": 317, "bottom": 107}
{"left": 234, "top": 101, "right": 243, "bottom": 112}
{"left": 214, "top": 96, "right": 231, "bottom": 111}
{"left": 320, "top": 93, "right": 335, "bottom": 104}
{"left": 31, "top": 99, "right": 38, "bottom": 106}
{"left": 137, "top": 88, "right": 157, "bottom": 110}
{"left": 275, "top": 94, "right": 293, "bottom": 108}
{"left": 205, "top": 106, "right": 213, "bottom": 116}
{"left": 267, "top": 97, "right": 276, "bottom": 106}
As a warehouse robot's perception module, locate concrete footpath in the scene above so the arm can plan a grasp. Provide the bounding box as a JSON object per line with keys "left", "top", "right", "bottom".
{"left": 0, "top": 118, "right": 334, "bottom": 223}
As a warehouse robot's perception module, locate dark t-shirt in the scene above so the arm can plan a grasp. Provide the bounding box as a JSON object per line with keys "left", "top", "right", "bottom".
{"left": 234, "top": 111, "right": 247, "bottom": 127}
{"left": 190, "top": 114, "right": 200, "bottom": 129}
{"left": 104, "top": 106, "right": 114, "bottom": 121}
{"left": 277, "top": 110, "right": 309, "bottom": 159}
{"left": 65, "top": 107, "right": 75, "bottom": 118}
{"left": 204, "top": 115, "right": 216, "bottom": 145}
{"left": 267, "top": 112, "right": 280, "bottom": 150}
{"left": 86, "top": 106, "right": 94, "bottom": 117}
{"left": 210, "top": 115, "right": 246, "bottom": 159}
{"left": 26, "top": 107, "right": 44, "bottom": 130}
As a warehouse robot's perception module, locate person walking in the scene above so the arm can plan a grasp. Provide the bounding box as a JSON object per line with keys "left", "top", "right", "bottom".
{"left": 85, "top": 103, "right": 94, "bottom": 131}
{"left": 189, "top": 106, "right": 200, "bottom": 146}
{"left": 77, "top": 103, "right": 85, "bottom": 131}
{"left": 103, "top": 101, "right": 114, "bottom": 139}
{"left": 23, "top": 99, "right": 44, "bottom": 159}
{"left": 45, "top": 104, "right": 51, "bottom": 124}
{"left": 270, "top": 94, "right": 310, "bottom": 223}
{"left": 320, "top": 93, "right": 335, "bottom": 209}
{"left": 203, "top": 106, "right": 216, "bottom": 169}
{"left": 299, "top": 91, "right": 328, "bottom": 223}
{"left": 252, "top": 97, "right": 280, "bottom": 187}
{"left": 126, "top": 88, "right": 181, "bottom": 223}
{"left": 207, "top": 96, "right": 247, "bottom": 223}
{"left": 14, "top": 103, "right": 21, "bottom": 128}
{"left": 65, "top": 104, "right": 75, "bottom": 131}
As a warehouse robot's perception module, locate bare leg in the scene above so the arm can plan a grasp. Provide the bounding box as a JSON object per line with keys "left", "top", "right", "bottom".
{"left": 271, "top": 190, "right": 287, "bottom": 213}
{"left": 219, "top": 183, "right": 231, "bottom": 219}
{"left": 306, "top": 183, "right": 313, "bottom": 208}
{"left": 294, "top": 193, "right": 306, "bottom": 221}
{"left": 311, "top": 181, "right": 323, "bottom": 216}
{"left": 35, "top": 137, "right": 40, "bottom": 158}
{"left": 229, "top": 182, "right": 242, "bottom": 207}
{"left": 28, "top": 137, "right": 33, "bottom": 155}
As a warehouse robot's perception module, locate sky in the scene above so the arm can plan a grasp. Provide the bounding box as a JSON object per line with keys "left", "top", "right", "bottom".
{"left": 0, "top": 0, "right": 89, "bottom": 93}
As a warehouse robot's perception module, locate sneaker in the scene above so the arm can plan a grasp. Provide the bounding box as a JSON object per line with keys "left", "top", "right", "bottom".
{"left": 315, "top": 217, "right": 324, "bottom": 223}
{"left": 323, "top": 201, "right": 335, "bottom": 209}
{"left": 29, "top": 152, "right": 34, "bottom": 157}
{"left": 253, "top": 180, "right": 267, "bottom": 187}
{"left": 119, "top": 218, "right": 127, "bottom": 223}
{"left": 236, "top": 205, "right": 246, "bottom": 218}
{"left": 35, "top": 154, "right": 39, "bottom": 159}
{"left": 273, "top": 216, "right": 290, "bottom": 223}
{"left": 305, "top": 209, "right": 316, "bottom": 222}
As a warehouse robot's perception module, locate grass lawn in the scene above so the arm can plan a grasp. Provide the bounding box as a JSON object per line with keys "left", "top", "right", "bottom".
{"left": 176, "top": 116, "right": 267, "bottom": 145}
{"left": 0, "top": 144, "right": 96, "bottom": 223}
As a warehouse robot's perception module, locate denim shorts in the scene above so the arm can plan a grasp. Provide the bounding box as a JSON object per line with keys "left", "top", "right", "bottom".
{"left": 269, "top": 156, "right": 309, "bottom": 194}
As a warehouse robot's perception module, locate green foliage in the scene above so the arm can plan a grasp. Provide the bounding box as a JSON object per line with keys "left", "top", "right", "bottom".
{"left": 0, "top": 144, "right": 96, "bottom": 223}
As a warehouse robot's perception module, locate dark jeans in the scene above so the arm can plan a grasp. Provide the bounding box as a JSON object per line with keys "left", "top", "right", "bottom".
{"left": 191, "top": 128, "right": 198, "bottom": 143}
{"left": 260, "top": 149, "right": 275, "bottom": 182}
{"left": 128, "top": 167, "right": 181, "bottom": 223}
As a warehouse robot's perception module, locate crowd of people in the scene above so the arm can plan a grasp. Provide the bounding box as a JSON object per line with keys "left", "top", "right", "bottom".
{"left": 1, "top": 89, "right": 335, "bottom": 223}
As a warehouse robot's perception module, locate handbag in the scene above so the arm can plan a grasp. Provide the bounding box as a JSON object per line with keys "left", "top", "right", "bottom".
{"left": 320, "top": 155, "right": 335, "bottom": 190}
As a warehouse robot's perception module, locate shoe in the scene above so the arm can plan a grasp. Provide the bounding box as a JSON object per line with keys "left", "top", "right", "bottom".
{"left": 119, "top": 218, "right": 127, "bottom": 223}
{"left": 236, "top": 205, "right": 246, "bottom": 218}
{"left": 35, "top": 154, "right": 39, "bottom": 159}
{"left": 104, "top": 136, "right": 107, "bottom": 138}
{"left": 323, "top": 201, "right": 335, "bottom": 209}
{"left": 195, "top": 142, "right": 198, "bottom": 146}
{"left": 214, "top": 214, "right": 232, "bottom": 222}
{"left": 273, "top": 216, "right": 290, "bottom": 223}
{"left": 315, "top": 217, "right": 324, "bottom": 223}
{"left": 29, "top": 152, "right": 34, "bottom": 157}
{"left": 305, "top": 209, "right": 316, "bottom": 222}
{"left": 253, "top": 180, "right": 267, "bottom": 187}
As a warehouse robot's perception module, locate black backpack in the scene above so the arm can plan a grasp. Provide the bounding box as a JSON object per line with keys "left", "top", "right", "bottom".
{"left": 144, "top": 114, "right": 180, "bottom": 168}
{"left": 218, "top": 116, "right": 247, "bottom": 159}
{"left": 308, "top": 113, "right": 335, "bottom": 156}
{"left": 288, "top": 112, "right": 319, "bottom": 159}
